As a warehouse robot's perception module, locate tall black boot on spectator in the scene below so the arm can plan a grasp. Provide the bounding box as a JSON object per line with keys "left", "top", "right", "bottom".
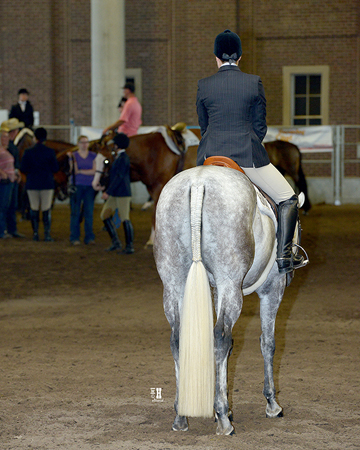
{"left": 42, "top": 209, "right": 54, "bottom": 242}
{"left": 103, "top": 217, "right": 122, "bottom": 251}
{"left": 123, "top": 220, "right": 134, "bottom": 254}
{"left": 30, "top": 209, "right": 40, "bottom": 241}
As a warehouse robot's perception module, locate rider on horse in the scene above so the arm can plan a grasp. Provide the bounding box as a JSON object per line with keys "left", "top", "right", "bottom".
{"left": 196, "top": 29, "right": 306, "bottom": 274}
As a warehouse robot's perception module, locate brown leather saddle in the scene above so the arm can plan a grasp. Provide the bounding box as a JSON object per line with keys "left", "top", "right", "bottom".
{"left": 165, "top": 125, "right": 186, "bottom": 154}
{"left": 204, "top": 156, "right": 245, "bottom": 173}
{"left": 204, "top": 156, "right": 278, "bottom": 219}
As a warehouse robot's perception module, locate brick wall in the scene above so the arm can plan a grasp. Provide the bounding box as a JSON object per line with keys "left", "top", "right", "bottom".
{"left": 126, "top": 0, "right": 238, "bottom": 126}
{"left": 0, "top": 0, "right": 90, "bottom": 140}
{"left": 0, "top": 0, "right": 359, "bottom": 143}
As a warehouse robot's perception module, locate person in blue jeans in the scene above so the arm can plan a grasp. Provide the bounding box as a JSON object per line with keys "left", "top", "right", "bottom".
{"left": 67, "top": 135, "right": 97, "bottom": 245}
{"left": 0, "top": 125, "right": 15, "bottom": 238}
{"left": 3, "top": 118, "right": 25, "bottom": 238}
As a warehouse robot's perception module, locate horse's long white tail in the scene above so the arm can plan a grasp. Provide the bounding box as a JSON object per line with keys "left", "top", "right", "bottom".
{"left": 178, "top": 184, "right": 214, "bottom": 418}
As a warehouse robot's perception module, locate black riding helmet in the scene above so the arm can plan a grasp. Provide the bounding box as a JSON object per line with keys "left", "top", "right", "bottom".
{"left": 214, "top": 29, "right": 242, "bottom": 61}
{"left": 113, "top": 132, "right": 130, "bottom": 149}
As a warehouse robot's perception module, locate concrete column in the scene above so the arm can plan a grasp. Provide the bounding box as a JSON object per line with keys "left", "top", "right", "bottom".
{"left": 91, "top": 0, "right": 125, "bottom": 128}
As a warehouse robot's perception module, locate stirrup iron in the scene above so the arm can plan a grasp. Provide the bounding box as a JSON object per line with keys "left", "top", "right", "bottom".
{"left": 293, "top": 243, "right": 309, "bottom": 269}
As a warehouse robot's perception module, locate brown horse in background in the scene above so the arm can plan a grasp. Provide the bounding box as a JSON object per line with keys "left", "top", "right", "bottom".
{"left": 188, "top": 128, "right": 311, "bottom": 212}
{"left": 264, "top": 140, "right": 311, "bottom": 212}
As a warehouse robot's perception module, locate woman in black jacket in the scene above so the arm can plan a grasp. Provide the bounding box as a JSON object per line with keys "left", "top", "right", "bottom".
{"left": 100, "top": 133, "right": 134, "bottom": 254}
{"left": 20, "top": 127, "right": 59, "bottom": 241}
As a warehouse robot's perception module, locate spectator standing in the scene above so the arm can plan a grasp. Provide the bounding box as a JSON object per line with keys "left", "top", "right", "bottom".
{"left": 0, "top": 125, "right": 15, "bottom": 239}
{"left": 9, "top": 88, "right": 34, "bottom": 129}
{"left": 20, "top": 128, "right": 59, "bottom": 241}
{"left": 102, "top": 82, "right": 142, "bottom": 137}
{"left": 67, "top": 135, "right": 97, "bottom": 245}
{"left": 2, "top": 118, "right": 25, "bottom": 238}
{"left": 100, "top": 133, "right": 134, "bottom": 254}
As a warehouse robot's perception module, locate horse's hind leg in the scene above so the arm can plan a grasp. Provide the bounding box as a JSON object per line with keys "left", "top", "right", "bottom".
{"left": 256, "top": 267, "right": 286, "bottom": 418}
{"left": 213, "top": 284, "right": 242, "bottom": 435}
{"left": 163, "top": 287, "right": 188, "bottom": 432}
{"left": 170, "top": 324, "right": 188, "bottom": 431}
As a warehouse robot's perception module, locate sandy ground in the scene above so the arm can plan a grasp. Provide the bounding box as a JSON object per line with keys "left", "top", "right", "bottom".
{"left": 0, "top": 202, "right": 360, "bottom": 450}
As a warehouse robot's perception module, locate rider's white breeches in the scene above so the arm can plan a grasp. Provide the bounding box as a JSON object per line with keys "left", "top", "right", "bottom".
{"left": 241, "top": 163, "right": 295, "bottom": 204}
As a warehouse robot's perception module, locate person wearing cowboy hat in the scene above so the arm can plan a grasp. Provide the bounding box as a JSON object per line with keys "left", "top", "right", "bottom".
{"left": 196, "top": 29, "right": 307, "bottom": 274}
{"left": 9, "top": 88, "right": 34, "bottom": 129}
{"left": 0, "top": 123, "right": 16, "bottom": 239}
{"left": 1, "top": 118, "right": 25, "bottom": 237}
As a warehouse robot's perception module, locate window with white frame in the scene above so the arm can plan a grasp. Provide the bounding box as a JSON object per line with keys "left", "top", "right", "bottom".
{"left": 282, "top": 66, "right": 329, "bottom": 126}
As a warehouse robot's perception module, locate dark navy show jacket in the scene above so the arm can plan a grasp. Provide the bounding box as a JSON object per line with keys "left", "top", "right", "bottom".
{"left": 20, "top": 143, "right": 59, "bottom": 190}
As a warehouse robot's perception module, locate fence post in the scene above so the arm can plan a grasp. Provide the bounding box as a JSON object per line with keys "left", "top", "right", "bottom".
{"left": 333, "top": 125, "right": 342, "bottom": 205}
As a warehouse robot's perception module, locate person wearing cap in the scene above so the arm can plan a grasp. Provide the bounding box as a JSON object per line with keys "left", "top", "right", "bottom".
{"left": 0, "top": 125, "right": 16, "bottom": 239}
{"left": 20, "top": 127, "right": 59, "bottom": 241}
{"left": 1, "top": 118, "right": 25, "bottom": 237}
{"left": 100, "top": 133, "right": 134, "bottom": 254}
{"left": 9, "top": 88, "right": 34, "bottom": 129}
{"left": 102, "top": 82, "right": 142, "bottom": 138}
{"left": 196, "top": 29, "right": 305, "bottom": 274}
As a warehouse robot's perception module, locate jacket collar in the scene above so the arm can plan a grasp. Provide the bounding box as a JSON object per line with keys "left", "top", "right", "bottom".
{"left": 218, "top": 64, "right": 241, "bottom": 73}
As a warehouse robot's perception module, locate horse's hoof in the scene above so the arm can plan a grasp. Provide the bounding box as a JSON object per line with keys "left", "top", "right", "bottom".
{"left": 172, "top": 416, "right": 188, "bottom": 432}
{"left": 266, "top": 404, "right": 283, "bottom": 418}
{"left": 215, "top": 412, "right": 234, "bottom": 435}
{"left": 216, "top": 423, "right": 234, "bottom": 436}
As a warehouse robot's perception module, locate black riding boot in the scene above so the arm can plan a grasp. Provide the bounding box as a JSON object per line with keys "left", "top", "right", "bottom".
{"left": 276, "top": 195, "right": 304, "bottom": 274}
{"left": 43, "top": 209, "right": 54, "bottom": 242}
{"left": 123, "top": 220, "right": 134, "bottom": 254}
{"left": 103, "top": 217, "right": 122, "bottom": 251}
{"left": 30, "top": 209, "right": 40, "bottom": 241}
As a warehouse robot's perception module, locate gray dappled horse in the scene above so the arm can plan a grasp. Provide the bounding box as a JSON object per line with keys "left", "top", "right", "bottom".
{"left": 154, "top": 166, "right": 287, "bottom": 435}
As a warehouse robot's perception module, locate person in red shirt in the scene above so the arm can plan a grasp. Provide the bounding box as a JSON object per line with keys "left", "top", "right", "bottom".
{"left": 102, "top": 82, "right": 142, "bottom": 138}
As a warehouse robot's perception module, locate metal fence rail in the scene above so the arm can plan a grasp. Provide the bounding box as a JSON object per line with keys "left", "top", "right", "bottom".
{"left": 40, "top": 121, "right": 360, "bottom": 205}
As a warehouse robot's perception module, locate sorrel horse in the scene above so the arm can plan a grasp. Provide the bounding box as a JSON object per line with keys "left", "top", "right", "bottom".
{"left": 153, "top": 165, "right": 288, "bottom": 435}
{"left": 92, "top": 128, "right": 187, "bottom": 244}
